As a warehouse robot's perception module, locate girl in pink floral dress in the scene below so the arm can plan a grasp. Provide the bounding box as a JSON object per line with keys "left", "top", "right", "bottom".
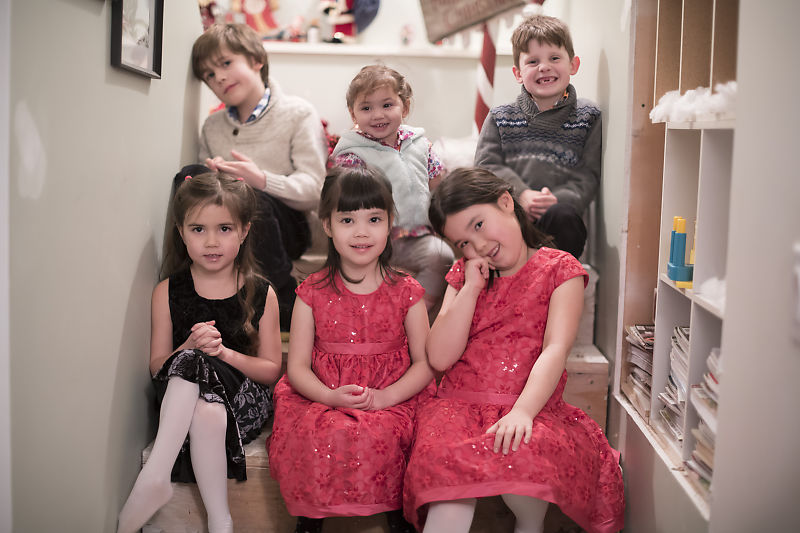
{"left": 269, "top": 166, "right": 435, "bottom": 533}
{"left": 404, "top": 168, "right": 624, "bottom": 533}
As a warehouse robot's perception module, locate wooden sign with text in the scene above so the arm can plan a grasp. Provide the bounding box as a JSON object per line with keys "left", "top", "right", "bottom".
{"left": 419, "top": 0, "right": 525, "bottom": 43}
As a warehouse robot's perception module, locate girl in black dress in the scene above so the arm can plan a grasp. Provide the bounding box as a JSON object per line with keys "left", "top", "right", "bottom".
{"left": 118, "top": 172, "right": 283, "bottom": 533}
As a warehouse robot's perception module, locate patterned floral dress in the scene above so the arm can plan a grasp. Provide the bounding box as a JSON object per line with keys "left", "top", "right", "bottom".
{"left": 403, "top": 248, "right": 625, "bottom": 533}
{"left": 152, "top": 269, "right": 272, "bottom": 483}
{"left": 269, "top": 270, "right": 431, "bottom": 518}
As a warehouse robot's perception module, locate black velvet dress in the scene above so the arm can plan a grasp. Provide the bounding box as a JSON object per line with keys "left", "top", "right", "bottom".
{"left": 152, "top": 269, "right": 273, "bottom": 482}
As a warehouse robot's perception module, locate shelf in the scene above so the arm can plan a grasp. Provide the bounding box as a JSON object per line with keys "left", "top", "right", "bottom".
{"left": 693, "top": 292, "right": 724, "bottom": 319}
{"left": 614, "top": 391, "right": 711, "bottom": 520}
{"left": 658, "top": 273, "right": 724, "bottom": 319}
{"left": 665, "top": 118, "right": 735, "bottom": 130}
{"left": 262, "top": 40, "right": 507, "bottom": 60}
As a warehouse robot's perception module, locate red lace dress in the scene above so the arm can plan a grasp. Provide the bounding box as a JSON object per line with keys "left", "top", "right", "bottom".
{"left": 403, "top": 248, "right": 625, "bottom": 533}
{"left": 269, "top": 270, "right": 431, "bottom": 518}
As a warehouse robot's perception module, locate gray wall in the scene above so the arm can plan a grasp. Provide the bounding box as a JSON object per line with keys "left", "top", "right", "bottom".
{"left": 1, "top": 0, "right": 11, "bottom": 530}
{"left": 8, "top": 1, "right": 202, "bottom": 530}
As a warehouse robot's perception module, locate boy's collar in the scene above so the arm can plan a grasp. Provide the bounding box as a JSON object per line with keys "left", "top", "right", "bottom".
{"left": 227, "top": 87, "right": 271, "bottom": 124}
{"left": 519, "top": 84, "right": 575, "bottom": 115}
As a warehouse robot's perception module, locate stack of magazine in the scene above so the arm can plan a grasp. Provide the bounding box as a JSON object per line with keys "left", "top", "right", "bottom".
{"left": 686, "top": 347, "right": 722, "bottom": 499}
{"left": 658, "top": 326, "right": 690, "bottom": 442}
{"left": 621, "top": 324, "right": 654, "bottom": 419}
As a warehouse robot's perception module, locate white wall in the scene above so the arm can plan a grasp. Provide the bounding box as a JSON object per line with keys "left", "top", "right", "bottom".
{"left": 8, "top": 1, "right": 202, "bottom": 530}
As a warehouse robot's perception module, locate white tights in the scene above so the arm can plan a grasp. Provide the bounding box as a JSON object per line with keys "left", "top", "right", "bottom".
{"left": 423, "top": 494, "right": 548, "bottom": 533}
{"left": 117, "top": 377, "right": 233, "bottom": 533}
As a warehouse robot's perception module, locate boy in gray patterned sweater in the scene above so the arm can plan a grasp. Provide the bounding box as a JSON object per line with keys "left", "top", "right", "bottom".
{"left": 475, "top": 14, "right": 600, "bottom": 259}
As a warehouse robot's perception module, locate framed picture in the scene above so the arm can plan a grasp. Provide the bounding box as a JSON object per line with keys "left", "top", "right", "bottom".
{"left": 110, "top": 0, "right": 164, "bottom": 78}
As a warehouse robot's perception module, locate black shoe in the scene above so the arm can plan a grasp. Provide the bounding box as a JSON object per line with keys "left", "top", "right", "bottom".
{"left": 294, "top": 516, "right": 324, "bottom": 533}
{"left": 386, "top": 510, "right": 416, "bottom": 533}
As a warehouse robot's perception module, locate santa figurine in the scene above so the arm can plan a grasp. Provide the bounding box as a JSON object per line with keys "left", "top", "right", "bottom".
{"left": 320, "top": 0, "right": 379, "bottom": 43}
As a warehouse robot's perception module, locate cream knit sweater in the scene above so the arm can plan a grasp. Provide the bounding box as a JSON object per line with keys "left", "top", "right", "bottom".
{"left": 198, "top": 79, "right": 327, "bottom": 212}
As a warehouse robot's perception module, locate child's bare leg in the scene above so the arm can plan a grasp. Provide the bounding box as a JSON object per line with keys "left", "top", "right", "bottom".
{"left": 422, "top": 498, "right": 477, "bottom": 533}
{"left": 189, "top": 399, "right": 233, "bottom": 533}
{"left": 117, "top": 377, "right": 198, "bottom": 533}
{"left": 501, "top": 493, "right": 548, "bottom": 533}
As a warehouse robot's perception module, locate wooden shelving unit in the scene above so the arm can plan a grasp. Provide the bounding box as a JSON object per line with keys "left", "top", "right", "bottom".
{"left": 613, "top": 0, "right": 739, "bottom": 526}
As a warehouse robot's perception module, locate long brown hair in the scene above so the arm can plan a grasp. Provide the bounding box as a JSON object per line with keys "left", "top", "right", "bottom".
{"left": 429, "top": 167, "right": 554, "bottom": 284}
{"left": 316, "top": 165, "right": 404, "bottom": 289}
{"left": 162, "top": 171, "right": 265, "bottom": 350}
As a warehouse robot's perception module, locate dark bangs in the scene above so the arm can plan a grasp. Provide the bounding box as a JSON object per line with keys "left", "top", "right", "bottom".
{"left": 319, "top": 165, "right": 394, "bottom": 220}
{"left": 337, "top": 172, "right": 392, "bottom": 213}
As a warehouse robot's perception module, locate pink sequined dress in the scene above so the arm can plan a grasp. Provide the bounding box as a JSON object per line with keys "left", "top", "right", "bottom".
{"left": 269, "top": 270, "right": 430, "bottom": 518}
{"left": 404, "top": 248, "right": 625, "bottom": 533}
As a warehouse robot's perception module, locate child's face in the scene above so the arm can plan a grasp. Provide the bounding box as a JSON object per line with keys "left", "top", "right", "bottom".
{"left": 443, "top": 192, "right": 529, "bottom": 277}
{"left": 200, "top": 46, "right": 265, "bottom": 115}
{"left": 349, "top": 85, "right": 408, "bottom": 146}
{"left": 513, "top": 39, "right": 580, "bottom": 111}
{"left": 179, "top": 203, "right": 249, "bottom": 276}
{"left": 323, "top": 207, "right": 390, "bottom": 274}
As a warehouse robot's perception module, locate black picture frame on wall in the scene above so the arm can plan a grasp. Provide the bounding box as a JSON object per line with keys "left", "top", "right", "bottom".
{"left": 110, "top": 0, "right": 164, "bottom": 78}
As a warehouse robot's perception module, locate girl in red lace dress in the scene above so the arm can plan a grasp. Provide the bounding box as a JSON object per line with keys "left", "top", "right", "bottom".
{"left": 403, "top": 168, "right": 625, "bottom": 533}
{"left": 269, "top": 166, "right": 435, "bottom": 533}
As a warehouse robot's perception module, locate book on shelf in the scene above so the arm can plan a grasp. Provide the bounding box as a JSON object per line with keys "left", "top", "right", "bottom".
{"left": 684, "top": 459, "right": 712, "bottom": 499}
{"left": 690, "top": 383, "right": 718, "bottom": 433}
{"left": 668, "top": 326, "right": 690, "bottom": 404}
{"left": 691, "top": 419, "right": 717, "bottom": 448}
{"left": 627, "top": 344, "right": 653, "bottom": 374}
{"left": 684, "top": 347, "right": 723, "bottom": 500}
{"left": 659, "top": 404, "right": 684, "bottom": 441}
{"left": 621, "top": 375, "right": 651, "bottom": 419}
{"left": 622, "top": 324, "right": 655, "bottom": 418}
{"left": 693, "top": 436, "right": 715, "bottom": 470}
{"left": 673, "top": 325, "right": 690, "bottom": 354}
{"left": 626, "top": 324, "right": 654, "bottom": 350}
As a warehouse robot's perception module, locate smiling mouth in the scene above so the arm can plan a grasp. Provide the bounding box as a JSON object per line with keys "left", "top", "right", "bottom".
{"left": 371, "top": 123, "right": 389, "bottom": 129}
{"left": 224, "top": 83, "right": 237, "bottom": 93}
{"left": 537, "top": 77, "right": 557, "bottom": 84}
{"left": 205, "top": 254, "right": 222, "bottom": 260}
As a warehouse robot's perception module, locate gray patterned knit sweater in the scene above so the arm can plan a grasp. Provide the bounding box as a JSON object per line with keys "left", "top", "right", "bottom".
{"left": 474, "top": 84, "right": 601, "bottom": 214}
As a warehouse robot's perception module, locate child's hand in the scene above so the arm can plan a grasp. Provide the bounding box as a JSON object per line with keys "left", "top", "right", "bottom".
{"left": 486, "top": 408, "right": 533, "bottom": 455}
{"left": 185, "top": 321, "right": 222, "bottom": 356}
{"left": 463, "top": 257, "right": 490, "bottom": 294}
{"left": 326, "top": 385, "right": 376, "bottom": 410}
{"left": 205, "top": 149, "right": 264, "bottom": 189}
{"left": 526, "top": 187, "right": 557, "bottom": 220}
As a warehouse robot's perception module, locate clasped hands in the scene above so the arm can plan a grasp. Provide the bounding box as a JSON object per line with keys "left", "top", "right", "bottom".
{"left": 519, "top": 187, "right": 557, "bottom": 221}
{"left": 326, "top": 384, "right": 388, "bottom": 411}
{"left": 205, "top": 149, "right": 265, "bottom": 189}
{"left": 185, "top": 320, "right": 225, "bottom": 357}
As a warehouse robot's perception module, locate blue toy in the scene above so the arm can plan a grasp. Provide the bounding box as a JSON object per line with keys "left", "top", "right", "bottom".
{"left": 667, "top": 216, "right": 693, "bottom": 288}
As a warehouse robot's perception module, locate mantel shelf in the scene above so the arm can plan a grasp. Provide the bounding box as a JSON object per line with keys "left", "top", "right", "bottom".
{"left": 262, "top": 41, "right": 511, "bottom": 60}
